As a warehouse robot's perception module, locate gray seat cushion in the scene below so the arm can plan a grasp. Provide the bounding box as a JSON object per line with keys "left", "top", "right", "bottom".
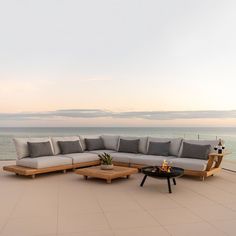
{"left": 63, "top": 152, "right": 99, "bottom": 164}
{"left": 171, "top": 158, "right": 208, "bottom": 171}
{"left": 110, "top": 152, "right": 141, "bottom": 163}
{"left": 16, "top": 155, "right": 72, "bottom": 169}
{"left": 89, "top": 150, "right": 116, "bottom": 155}
{"left": 130, "top": 155, "right": 176, "bottom": 166}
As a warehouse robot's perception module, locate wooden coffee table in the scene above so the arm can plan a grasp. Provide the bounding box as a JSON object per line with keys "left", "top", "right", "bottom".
{"left": 75, "top": 166, "right": 138, "bottom": 184}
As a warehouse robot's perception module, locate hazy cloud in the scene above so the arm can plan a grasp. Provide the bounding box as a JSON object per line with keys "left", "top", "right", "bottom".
{"left": 0, "top": 109, "right": 235, "bottom": 121}
{"left": 80, "top": 77, "right": 113, "bottom": 82}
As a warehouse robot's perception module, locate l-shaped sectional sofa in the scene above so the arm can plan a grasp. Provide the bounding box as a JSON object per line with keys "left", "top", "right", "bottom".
{"left": 3, "top": 135, "right": 225, "bottom": 180}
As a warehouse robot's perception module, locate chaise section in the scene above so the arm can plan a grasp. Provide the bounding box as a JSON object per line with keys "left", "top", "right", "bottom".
{"left": 175, "top": 139, "right": 223, "bottom": 180}
{"left": 4, "top": 155, "right": 74, "bottom": 178}
{"left": 13, "top": 137, "right": 54, "bottom": 159}
{"left": 16, "top": 155, "right": 72, "bottom": 169}
{"left": 171, "top": 158, "right": 208, "bottom": 171}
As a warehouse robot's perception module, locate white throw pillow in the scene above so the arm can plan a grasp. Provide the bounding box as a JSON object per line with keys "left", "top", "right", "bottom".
{"left": 117, "top": 136, "right": 148, "bottom": 154}
{"left": 101, "top": 135, "right": 119, "bottom": 150}
{"left": 13, "top": 137, "right": 54, "bottom": 160}
{"left": 178, "top": 139, "right": 218, "bottom": 157}
{"left": 147, "top": 137, "right": 183, "bottom": 156}
{"left": 79, "top": 135, "right": 100, "bottom": 151}
{"left": 51, "top": 136, "right": 82, "bottom": 155}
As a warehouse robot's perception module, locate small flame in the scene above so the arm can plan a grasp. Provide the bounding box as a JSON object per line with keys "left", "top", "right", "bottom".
{"left": 160, "top": 160, "right": 171, "bottom": 172}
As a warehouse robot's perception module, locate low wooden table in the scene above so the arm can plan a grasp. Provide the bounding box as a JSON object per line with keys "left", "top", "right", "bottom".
{"left": 75, "top": 166, "right": 138, "bottom": 184}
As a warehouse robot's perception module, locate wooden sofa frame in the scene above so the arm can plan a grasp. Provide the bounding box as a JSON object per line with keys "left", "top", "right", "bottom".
{"left": 113, "top": 152, "right": 228, "bottom": 181}
{"left": 3, "top": 160, "right": 100, "bottom": 179}
{"left": 2, "top": 153, "right": 227, "bottom": 180}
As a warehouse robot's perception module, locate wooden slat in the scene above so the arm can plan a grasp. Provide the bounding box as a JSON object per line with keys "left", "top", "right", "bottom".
{"left": 184, "top": 169, "right": 205, "bottom": 177}
{"left": 112, "top": 161, "right": 129, "bottom": 167}
{"left": 205, "top": 167, "right": 221, "bottom": 177}
{"left": 208, "top": 151, "right": 231, "bottom": 157}
{"left": 73, "top": 160, "right": 100, "bottom": 169}
{"left": 130, "top": 163, "right": 145, "bottom": 169}
{"left": 3, "top": 164, "right": 73, "bottom": 176}
{"left": 206, "top": 155, "right": 216, "bottom": 171}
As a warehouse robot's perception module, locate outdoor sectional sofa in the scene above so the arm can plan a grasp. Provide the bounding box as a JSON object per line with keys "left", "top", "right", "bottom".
{"left": 3, "top": 135, "right": 225, "bottom": 180}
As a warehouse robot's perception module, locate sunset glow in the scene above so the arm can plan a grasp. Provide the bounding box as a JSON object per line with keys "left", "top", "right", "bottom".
{"left": 0, "top": 0, "right": 235, "bottom": 126}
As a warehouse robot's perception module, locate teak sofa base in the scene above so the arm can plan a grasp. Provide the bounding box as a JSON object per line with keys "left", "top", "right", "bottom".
{"left": 3, "top": 164, "right": 73, "bottom": 179}
{"left": 3, "top": 153, "right": 227, "bottom": 180}
{"left": 3, "top": 160, "right": 99, "bottom": 179}
{"left": 114, "top": 152, "right": 226, "bottom": 181}
{"left": 73, "top": 160, "right": 100, "bottom": 169}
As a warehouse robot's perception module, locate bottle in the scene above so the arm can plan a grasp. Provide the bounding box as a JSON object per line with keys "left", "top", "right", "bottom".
{"left": 217, "top": 139, "right": 223, "bottom": 154}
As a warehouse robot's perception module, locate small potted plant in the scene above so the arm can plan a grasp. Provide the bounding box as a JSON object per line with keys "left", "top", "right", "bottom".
{"left": 98, "top": 152, "right": 114, "bottom": 170}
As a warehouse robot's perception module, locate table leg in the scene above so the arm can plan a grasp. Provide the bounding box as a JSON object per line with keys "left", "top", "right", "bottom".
{"left": 84, "top": 176, "right": 88, "bottom": 180}
{"left": 167, "top": 177, "right": 172, "bottom": 193}
{"left": 127, "top": 175, "right": 130, "bottom": 179}
{"left": 173, "top": 178, "right": 176, "bottom": 185}
{"left": 140, "top": 175, "right": 147, "bottom": 187}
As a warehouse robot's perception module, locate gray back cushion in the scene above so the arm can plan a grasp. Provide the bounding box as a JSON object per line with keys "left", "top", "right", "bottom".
{"left": 147, "top": 141, "right": 171, "bottom": 156}
{"left": 101, "top": 135, "right": 119, "bottom": 150}
{"left": 85, "top": 138, "right": 105, "bottom": 151}
{"left": 27, "top": 141, "right": 54, "bottom": 158}
{"left": 181, "top": 142, "right": 211, "bottom": 160}
{"left": 118, "top": 136, "right": 147, "bottom": 154}
{"left": 147, "top": 137, "right": 183, "bottom": 156}
{"left": 178, "top": 139, "right": 218, "bottom": 157}
{"left": 13, "top": 137, "right": 54, "bottom": 159}
{"left": 79, "top": 135, "right": 100, "bottom": 151}
{"left": 118, "top": 139, "right": 140, "bottom": 154}
{"left": 58, "top": 140, "right": 83, "bottom": 154}
{"left": 51, "top": 136, "right": 81, "bottom": 155}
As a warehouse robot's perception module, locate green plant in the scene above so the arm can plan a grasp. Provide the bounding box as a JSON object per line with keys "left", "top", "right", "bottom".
{"left": 98, "top": 152, "right": 113, "bottom": 165}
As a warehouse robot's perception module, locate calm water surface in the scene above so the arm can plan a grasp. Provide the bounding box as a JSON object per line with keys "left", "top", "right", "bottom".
{"left": 0, "top": 127, "right": 235, "bottom": 160}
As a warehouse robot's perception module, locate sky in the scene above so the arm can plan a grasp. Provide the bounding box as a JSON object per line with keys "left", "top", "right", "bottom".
{"left": 0, "top": 0, "right": 236, "bottom": 127}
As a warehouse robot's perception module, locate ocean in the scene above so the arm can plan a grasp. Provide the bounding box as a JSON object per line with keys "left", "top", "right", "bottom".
{"left": 0, "top": 127, "right": 235, "bottom": 160}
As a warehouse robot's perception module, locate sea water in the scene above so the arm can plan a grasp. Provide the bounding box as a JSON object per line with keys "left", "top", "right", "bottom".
{"left": 0, "top": 127, "right": 235, "bottom": 160}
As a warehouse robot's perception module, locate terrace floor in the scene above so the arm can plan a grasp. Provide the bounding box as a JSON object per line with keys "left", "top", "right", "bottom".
{"left": 0, "top": 161, "right": 236, "bottom": 236}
